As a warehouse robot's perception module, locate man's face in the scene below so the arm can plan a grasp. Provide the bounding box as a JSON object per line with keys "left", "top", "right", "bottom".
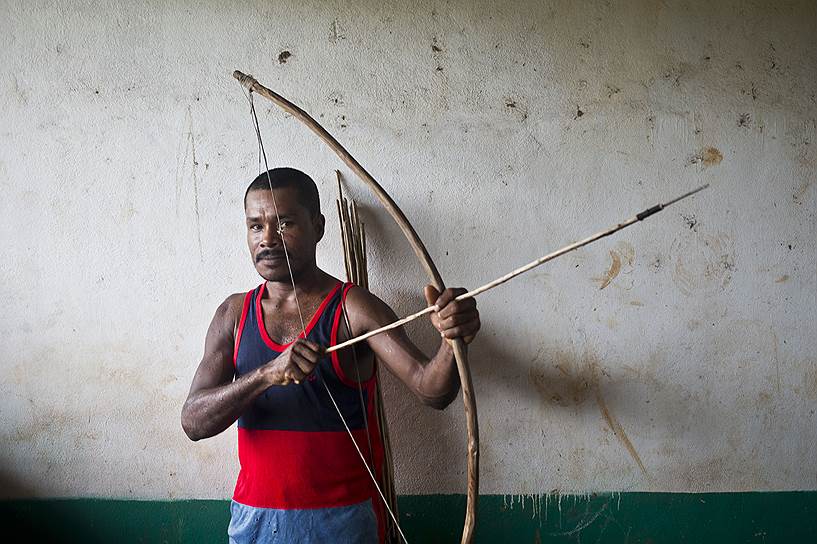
{"left": 245, "top": 186, "right": 325, "bottom": 282}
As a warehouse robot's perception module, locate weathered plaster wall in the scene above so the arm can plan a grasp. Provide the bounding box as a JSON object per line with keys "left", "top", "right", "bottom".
{"left": 1, "top": 0, "right": 814, "bottom": 501}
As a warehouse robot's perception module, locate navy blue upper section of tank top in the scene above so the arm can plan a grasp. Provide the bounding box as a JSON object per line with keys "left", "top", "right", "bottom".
{"left": 235, "top": 282, "right": 369, "bottom": 432}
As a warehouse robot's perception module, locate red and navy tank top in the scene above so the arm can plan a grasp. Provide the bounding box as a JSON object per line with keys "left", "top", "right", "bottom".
{"left": 232, "top": 281, "right": 386, "bottom": 513}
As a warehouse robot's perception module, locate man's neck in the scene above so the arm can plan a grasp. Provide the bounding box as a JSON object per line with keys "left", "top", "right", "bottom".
{"left": 264, "top": 265, "right": 331, "bottom": 301}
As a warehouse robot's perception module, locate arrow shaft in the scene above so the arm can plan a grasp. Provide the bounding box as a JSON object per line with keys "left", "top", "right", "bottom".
{"left": 326, "top": 184, "right": 708, "bottom": 354}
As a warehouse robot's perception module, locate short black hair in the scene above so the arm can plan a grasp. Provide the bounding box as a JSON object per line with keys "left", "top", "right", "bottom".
{"left": 244, "top": 167, "right": 321, "bottom": 217}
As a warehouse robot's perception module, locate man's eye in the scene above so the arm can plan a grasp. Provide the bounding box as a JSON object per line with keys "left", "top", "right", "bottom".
{"left": 250, "top": 224, "right": 262, "bottom": 231}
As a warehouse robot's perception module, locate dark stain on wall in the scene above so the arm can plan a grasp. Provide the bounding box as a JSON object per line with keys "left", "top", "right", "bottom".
{"left": 528, "top": 350, "right": 648, "bottom": 476}
{"left": 702, "top": 147, "right": 723, "bottom": 167}
{"left": 329, "top": 19, "right": 346, "bottom": 43}
{"left": 682, "top": 214, "right": 699, "bottom": 232}
{"left": 689, "top": 147, "right": 724, "bottom": 168}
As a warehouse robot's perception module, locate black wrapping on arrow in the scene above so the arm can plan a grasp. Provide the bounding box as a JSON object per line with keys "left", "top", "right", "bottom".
{"left": 636, "top": 204, "right": 663, "bottom": 221}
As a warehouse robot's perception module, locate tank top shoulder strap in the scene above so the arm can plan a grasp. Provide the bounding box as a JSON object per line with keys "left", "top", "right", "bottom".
{"left": 327, "top": 282, "right": 354, "bottom": 350}
{"left": 233, "top": 284, "right": 263, "bottom": 365}
{"left": 328, "top": 283, "right": 378, "bottom": 388}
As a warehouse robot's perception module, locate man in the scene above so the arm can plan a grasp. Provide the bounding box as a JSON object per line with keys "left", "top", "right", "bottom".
{"left": 181, "top": 167, "right": 480, "bottom": 543}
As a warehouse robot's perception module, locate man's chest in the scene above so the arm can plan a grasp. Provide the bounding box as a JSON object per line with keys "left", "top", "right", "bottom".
{"left": 260, "top": 297, "right": 324, "bottom": 344}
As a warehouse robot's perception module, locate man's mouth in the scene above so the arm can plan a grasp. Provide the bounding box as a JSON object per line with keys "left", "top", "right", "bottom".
{"left": 256, "top": 250, "right": 286, "bottom": 263}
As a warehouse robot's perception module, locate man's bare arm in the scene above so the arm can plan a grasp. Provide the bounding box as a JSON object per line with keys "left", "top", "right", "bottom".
{"left": 343, "top": 286, "right": 480, "bottom": 410}
{"left": 181, "top": 294, "right": 323, "bottom": 441}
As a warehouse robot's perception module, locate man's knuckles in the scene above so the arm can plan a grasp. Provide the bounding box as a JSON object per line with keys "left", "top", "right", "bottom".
{"left": 439, "top": 302, "right": 477, "bottom": 320}
{"left": 443, "top": 325, "right": 472, "bottom": 339}
{"left": 440, "top": 312, "right": 474, "bottom": 328}
{"left": 440, "top": 314, "right": 480, "bottom": 339}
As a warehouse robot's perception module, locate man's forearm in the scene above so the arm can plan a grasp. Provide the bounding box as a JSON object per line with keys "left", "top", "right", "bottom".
{"left": 181, "top": 367, "right": 271, "bottom": 441}
{"left": 417, "top": 341, "right": 462, "bottom": 409}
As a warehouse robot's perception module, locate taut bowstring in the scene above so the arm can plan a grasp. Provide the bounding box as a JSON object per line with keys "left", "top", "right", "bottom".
{"left": 248, "top": 92, "right": 307, "bottom": 334}
{"left": 340, "top": 299, "right": 408, "bottom": 543}
{"left": 242, "top": 88, "right": 408, "bottom": 543}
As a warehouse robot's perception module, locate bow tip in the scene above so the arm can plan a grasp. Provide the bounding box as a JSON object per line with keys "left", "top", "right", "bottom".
{"left": 232, "top": 70, "right": 256, "bottom": 89}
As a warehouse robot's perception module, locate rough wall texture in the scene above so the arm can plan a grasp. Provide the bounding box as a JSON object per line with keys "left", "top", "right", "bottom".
{"left": 1, "top": 0, "right": 814, "bottom": 500}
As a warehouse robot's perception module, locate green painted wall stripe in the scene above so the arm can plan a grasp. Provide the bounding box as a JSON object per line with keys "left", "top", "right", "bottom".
{"left": 2, "top": 492, "right": 815, "bottom": 543}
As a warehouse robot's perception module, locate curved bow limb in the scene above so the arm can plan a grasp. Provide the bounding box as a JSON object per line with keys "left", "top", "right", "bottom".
{"left": 233, "top": 70, "right": 479, "bottom": 543}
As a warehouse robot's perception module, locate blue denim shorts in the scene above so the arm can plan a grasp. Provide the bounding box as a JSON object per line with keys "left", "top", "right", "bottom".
{"left": 228, "top": 498, "right": 378, "bottom": 543}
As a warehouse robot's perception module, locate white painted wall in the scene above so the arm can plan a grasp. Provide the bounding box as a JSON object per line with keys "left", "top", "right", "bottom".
{"left": 1, "top": 0, "right": 814, "bottom": 500}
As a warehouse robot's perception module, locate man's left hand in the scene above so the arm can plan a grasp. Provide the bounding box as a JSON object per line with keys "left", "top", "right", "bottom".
{"left": 424, "top": 286, "right": 481, "bottom": 344}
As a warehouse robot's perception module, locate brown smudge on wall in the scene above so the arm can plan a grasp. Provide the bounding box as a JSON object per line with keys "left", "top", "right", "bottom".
{"left": 801, "top": 365, "right": 817, "bottom": 401}
{"left": 597, "top": 251, "right": 621, "bottom": 289}
{"left": 528, "top": 349, "right": 649, "bottom": 477}
{"left": 528, "top": 350, "right": 596, "bottom": 407}
{"left": 606, "top": 316, "right": 618, "bottom": 329}
{"left": 594, "top": 242, "right": 635, "bottom": 289}
{"left": 775, "top": 275, "right": 790, "bottom": 283}
{"left": 595, "top": 391, "right": 649, "bottom": 477}
{"left": 701, "top": 146, "right": 723, "bottom": 167}
{"left": 528, "top": 366, "right": 553, "bottom": 403}
{"left": 793, "top": 179, "right": 813, "bottom": 205}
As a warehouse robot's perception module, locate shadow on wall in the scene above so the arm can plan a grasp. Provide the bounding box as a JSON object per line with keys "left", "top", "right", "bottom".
{"left": 0, "top": 470, "right": 33, "bottom": 500}
{"left": 527, "top": 349, "right": 649, "bottom": 477}
{"left": 374, "top": 283, "right": 468, "bottom": 492}
{"left": 482, "top": 339, "right": 766, "bottom": 490}
{"left": 0, "top": 470, "right": 74, "bottom": 542}
{"left": 508, "top": 346, "right": 653, "bottom": 480}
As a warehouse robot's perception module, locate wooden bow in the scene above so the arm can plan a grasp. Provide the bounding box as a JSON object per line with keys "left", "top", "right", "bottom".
{"left": 233, "top": 70, "right": 479, "bottom": 543}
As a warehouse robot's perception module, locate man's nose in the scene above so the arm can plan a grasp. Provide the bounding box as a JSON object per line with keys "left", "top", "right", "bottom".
{"left": 260, "top": 224, "right": 281, "bottom": 248}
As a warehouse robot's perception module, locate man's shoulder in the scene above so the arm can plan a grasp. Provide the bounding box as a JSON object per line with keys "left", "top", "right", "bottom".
{"left": 343, "top": 284, "right": 396, "bottom": 325}
{"left": 343, "top": 284, "right": 379, "bottom": 309}
{"left": 214, "top": 291, "right": 254, "bottom": 327}
{"left": 223, "top": 291, "right": 250, "bottom": 309}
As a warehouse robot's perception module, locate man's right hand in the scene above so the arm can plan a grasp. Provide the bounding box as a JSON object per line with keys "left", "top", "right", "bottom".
{"left": 263, "top": 339, "right": 324, "bottom": 386}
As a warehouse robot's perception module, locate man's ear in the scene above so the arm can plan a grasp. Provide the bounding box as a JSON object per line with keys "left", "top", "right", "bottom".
{"left": 314, "top": 213, "right": 326, "bottom": 242}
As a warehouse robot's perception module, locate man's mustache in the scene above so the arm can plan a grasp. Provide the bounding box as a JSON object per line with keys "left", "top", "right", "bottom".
{"left": 256, "top": 249, "right": 286, "bottom": 262}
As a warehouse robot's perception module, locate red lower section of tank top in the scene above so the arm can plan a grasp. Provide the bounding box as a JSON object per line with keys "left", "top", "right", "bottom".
{"left": 233, "top": 426, "right": 383, "bottom": 510}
